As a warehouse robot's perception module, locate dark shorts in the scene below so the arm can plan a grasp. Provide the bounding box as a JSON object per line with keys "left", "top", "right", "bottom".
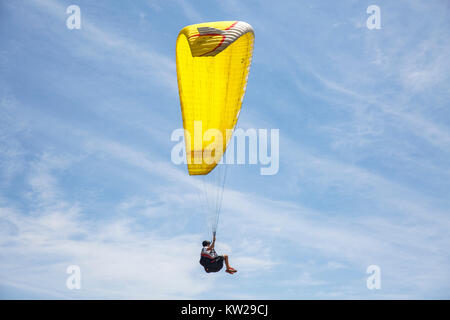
{"left": 200, "top": 255, "right": 224, "bottom": 273}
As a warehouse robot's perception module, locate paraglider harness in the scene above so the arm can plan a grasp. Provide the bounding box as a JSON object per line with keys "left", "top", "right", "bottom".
{"left": 199, "top": 249, "right": 224, "bottom": 273}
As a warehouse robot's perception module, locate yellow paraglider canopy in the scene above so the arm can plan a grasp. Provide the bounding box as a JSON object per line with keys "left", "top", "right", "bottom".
{"left": 176, "top": 21, "right": 254, "bottom": 175}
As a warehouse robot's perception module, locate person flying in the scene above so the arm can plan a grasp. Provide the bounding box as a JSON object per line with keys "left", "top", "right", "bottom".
{"left": 199, "top": 234, "right": 237, "bottom": 274}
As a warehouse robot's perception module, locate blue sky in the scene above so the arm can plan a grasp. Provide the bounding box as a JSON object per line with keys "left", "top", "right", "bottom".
{"left": 1, "top": 0, "right": 449, "bottom": 299}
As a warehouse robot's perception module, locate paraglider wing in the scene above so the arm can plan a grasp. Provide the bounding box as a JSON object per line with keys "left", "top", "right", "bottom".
{"left": 176, "top": 21, "right": 254, "bottom": 235}
{"left": 176, "top": 21, "right": 254, "bottom": 175}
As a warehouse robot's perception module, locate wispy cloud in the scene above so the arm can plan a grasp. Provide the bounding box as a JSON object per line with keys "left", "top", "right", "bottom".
{"left": 0, "top": 153, "right": 212, "bottom": 299}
